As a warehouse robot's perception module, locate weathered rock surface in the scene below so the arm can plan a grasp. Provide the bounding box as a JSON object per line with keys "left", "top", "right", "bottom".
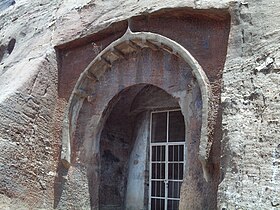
{"left": 219, "top": 1, "right": 280, "bottom": 209}
{"left": 0, "top": 0, "right": 279, "bottom": 209}
{"left": 0, "top": 0, "right": 15, "bottom": 12}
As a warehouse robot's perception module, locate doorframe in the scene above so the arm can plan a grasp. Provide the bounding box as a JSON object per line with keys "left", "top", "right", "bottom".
{"left": 148, "top": 109, "right": 186, "bottom": 210}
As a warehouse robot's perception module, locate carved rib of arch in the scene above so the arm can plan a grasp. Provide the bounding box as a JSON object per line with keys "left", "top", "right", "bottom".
{"left": 61, "top": 28, "right": 214, "bottom": 181}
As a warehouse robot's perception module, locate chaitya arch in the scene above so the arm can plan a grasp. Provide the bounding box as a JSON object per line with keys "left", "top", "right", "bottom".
{"left": 60, "top": 28, "right": 217, "bottom": 209}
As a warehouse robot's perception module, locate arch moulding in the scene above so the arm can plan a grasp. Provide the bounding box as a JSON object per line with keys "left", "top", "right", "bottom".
{"left": 60, "top": 28, "right": 215, "bottom": 181}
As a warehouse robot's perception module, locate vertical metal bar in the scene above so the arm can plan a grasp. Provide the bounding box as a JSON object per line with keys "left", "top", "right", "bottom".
{"left": 159, "top": 168, "right": 161, "bottom": 197}
{"left": 178, "top": 182, "right": 180, "bottom": 199}
{"left": 177, "top": 148, "right": 178, "bottom": 180}
{"left": 149, "top": 113, "right": 152, "bottom": 210}
{"left": 178, "top": 145, "right": 180, "bottom": 161}
{"left": 155, "top": 149, "right": 157, "bottom": 178}
{"left": 179, "top": 146, "right": 180, "bottom": 180}
{"left": 173, "top": 146, "right": 175, "bottom": 180}
{"left": 165, "top": 111, "right": 169, "bottom": 210}
{"left": 160, "top": 146, "right": 162, "bottom": 197}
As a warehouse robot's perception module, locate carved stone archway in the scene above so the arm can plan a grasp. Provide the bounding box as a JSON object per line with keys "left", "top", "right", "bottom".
{"left": 59, "top": 28, "right": 221, "bottom": 209}
{"left": 61, "top": 29, "right": 214, "bottom": 183}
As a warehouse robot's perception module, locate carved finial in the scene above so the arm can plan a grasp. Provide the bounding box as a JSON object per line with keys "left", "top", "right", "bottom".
{"left": 126, "top": 18, "right": 133, "bottom": 34}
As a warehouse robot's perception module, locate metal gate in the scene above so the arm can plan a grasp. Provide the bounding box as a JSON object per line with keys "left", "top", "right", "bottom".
{"left": 149, "top": 110, "right": 185, "bottom": 210}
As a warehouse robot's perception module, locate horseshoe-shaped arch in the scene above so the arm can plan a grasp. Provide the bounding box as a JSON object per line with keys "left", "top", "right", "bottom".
{"left": 60, "top": 28, "right": 214, "bottom": 181}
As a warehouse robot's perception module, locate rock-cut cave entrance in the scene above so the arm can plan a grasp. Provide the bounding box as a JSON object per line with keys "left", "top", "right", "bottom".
{"left": 99, "top": 84, "right": 186, "bottom": 210}
{"left": 60, "top": 29, "right": 222, "bottom": 209}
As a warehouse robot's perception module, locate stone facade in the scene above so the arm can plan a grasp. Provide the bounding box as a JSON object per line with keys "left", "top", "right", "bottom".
{"left": 0, "top": 0, "right": 279, "bottom": 209}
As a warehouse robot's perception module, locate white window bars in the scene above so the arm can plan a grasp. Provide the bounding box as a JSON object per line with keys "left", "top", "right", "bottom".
{"left": 149, "top": 109, "right": 186, "bottom": 210}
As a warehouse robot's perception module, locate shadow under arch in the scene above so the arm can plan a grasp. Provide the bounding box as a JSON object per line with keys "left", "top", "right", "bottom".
{"left": 96, "top": 83, "right": 182, "bottom": 209}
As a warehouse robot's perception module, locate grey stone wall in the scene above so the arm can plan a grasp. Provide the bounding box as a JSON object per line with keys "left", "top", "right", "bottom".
{"left": 219, "top": 1, "right": 280, "bottom": 209}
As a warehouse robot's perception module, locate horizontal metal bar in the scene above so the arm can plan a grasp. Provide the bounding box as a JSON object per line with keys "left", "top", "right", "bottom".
{"left": 151, "top": 179, "right": 183, "bottom": 182}
{"left": 151, "top": 142, "right": 185, "bottom": 146}
{"left": 151, "top": 161, "right": 184, "bottom": 164}
{"left": 151, "top": 109, "right": 181, "bottom": 114}
{"left": 151, "top": 196, "right": 180, "bottom": 201}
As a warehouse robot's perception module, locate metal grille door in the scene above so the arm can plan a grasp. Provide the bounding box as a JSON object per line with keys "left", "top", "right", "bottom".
{"left": 149, "top": 110, "right": 185, "bottom": 210}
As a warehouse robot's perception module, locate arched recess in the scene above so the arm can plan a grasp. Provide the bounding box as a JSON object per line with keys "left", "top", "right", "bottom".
{"left": 98, "top": 83, "right": 184, "bottom": 210}
{"left": 61, "top": 28, "right": 214, "bottom": 182}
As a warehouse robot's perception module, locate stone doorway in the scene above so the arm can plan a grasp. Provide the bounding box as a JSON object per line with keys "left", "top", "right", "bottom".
{"left": 60, "top": 30, "right": 221, "bottom": 209}
{"left": 99, "top": 84, "right": 183, "bottom": 210}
